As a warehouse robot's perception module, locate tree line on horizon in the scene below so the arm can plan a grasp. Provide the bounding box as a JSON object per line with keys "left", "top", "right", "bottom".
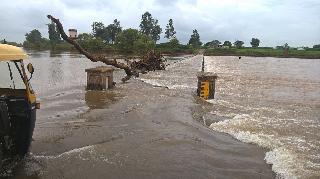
{"left": 13, "top": 11, "right": 320, "bottom": 53}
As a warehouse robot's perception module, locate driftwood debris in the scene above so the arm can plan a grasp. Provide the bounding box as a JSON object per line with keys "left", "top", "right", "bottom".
{"left": 132, "top": 51, "right": 166, "bottom": 74}
{"left": 47, "top": 15, "right": 165, "bottom": 82}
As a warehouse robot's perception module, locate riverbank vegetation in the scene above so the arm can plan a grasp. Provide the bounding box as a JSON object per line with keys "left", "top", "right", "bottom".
{"left": 0, "top": 39, "right": 22, "bottom": 47}
{"left": 22, "top": 12, "right": 196, "bottom": 56}
{"left": 203, "top": 38, "right": 320, "bottom": 59}
{"left": 204, "top": 47, "right": 320, "bottom": 59}
{"left": 3, "top": 11, "right": 320, "bottom": 59}
{"left": 47, "top": 14, "right": 167, "bottom": 82}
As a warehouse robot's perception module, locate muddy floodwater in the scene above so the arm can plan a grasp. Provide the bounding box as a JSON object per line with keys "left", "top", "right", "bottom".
{"left": 4, "top": 51, "right": 320, "bottom": 179}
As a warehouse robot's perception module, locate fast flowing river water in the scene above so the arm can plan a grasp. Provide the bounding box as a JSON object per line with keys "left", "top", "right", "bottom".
{"left": 141, "top": 55, "right": 320, "bottom": 179}
{"left": 3, "top": 51, "right": 319, "bottom": 179}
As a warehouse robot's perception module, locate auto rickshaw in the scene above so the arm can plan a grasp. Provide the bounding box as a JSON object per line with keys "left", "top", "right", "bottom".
{"left": 0, "top": 44, "right": 39, "bottom": 168}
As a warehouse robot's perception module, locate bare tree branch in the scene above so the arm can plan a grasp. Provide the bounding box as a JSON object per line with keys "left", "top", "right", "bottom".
{"left": 47, "top": 15, "right": 136, "bottom": 82}
{"left": 47, "top": 15, "right": 166, "bottom": 83}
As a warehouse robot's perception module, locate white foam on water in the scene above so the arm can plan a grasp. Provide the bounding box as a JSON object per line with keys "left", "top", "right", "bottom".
{"left": 209, "top": 114, "right": 320, "bottom": 179}
{"left": 170, "top": 84, "right": 195, "bottom": 90}
{"left": 140, "top": 55, "right": 320, "bottom": 178}
{"left": 40, "top": 99, "right": 85, "bottom": 109}
{"left": 207, "top": 99, "right": 287, "bottom": 114}
{"left": 139, "top": 55, "right": 201, "bottom": 90}
{"left": 139, "top": 78, "right": 168, "bottom": 88}
{"left": 165, "top": 56, "right": 196, "bottom": 69}
{"left": 34, "top": 145, "right": 94, "bottom": 160}
{"left": 139, "top": 78, "right": 195, "bottom": 90}
{"left": 33, "top": 145, "right": 114, "bottom": 164}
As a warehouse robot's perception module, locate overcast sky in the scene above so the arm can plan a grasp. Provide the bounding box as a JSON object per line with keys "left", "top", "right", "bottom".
{"left": 0, "top": 0, "right": 319, "bottom": 47}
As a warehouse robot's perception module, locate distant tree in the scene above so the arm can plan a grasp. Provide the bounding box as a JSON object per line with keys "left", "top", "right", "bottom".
{"left": 106, "top": 19, "right": 122, "bottom": 44}
{"left": 91, "top": 22, "right": 110, "bottom": 42}
{"left": 91, "top": 22, "right": 104, "bottom": 37}
{"left": 283, "top": 43, "right": 289, "bottom": 56}
{"left": 205, "top": 40, "right": 221, "bottom": 48}
{"left": 133, "top": 34, "right": 156, "bottom": 54}
{"left": 313, "top": 44, "right": 320, "bottom": 49}
{"left": 78, "top": 33, "right": 94, "bottom": 41}
{"left": 188, "top": 29, "right": 202, "bottom": 47}
{"left": 91, "top": 20, "right": 122, "bottom": 44}
{"left": 139, "top": 12, "right": 153, "bottom": 36}
{"left": 24, "top": 29, "right": 46, "bottom": 48}
{"left": 25, "top": 29, "right": 42, "bottom": 44}
{"left": 250, "top": 38, "right": 260, "bottom": 48}
{"left": 164, "top": 19, "right": 176, "bottom": 40}
{"left": 115, "top": 28, "right": 155, "bottom": 54}
{"left": 0, "top": 34, "right": 6, "bottom": 44}
{"left": 77, "top": 33, "right": 93, "bottom": 46}
{"left": 47, "top": 22, "right": 61, "bottom": 46}
{"left": 212, "top": 40, "right": 221, "bottom": 47}
{"left": 151, "top": 22, "right": 162, "bottom": 42}
{"left": 86, "top": 39, "right": 105, "bottom": 52}
{"left": 204, "top": 42, "right": 210, "bottom": 47}
{"left": 234, "top": 40, "right": 244, "bottom": 48}
{"left": 168, "top": 37, "right": 180, "bottom": 48}
{"left": 77, "top": 33, "right": 105, "bottom": 52}
{"left": 116, "top": 29, "right": 139, "bottom": 53}
{"left": 1, "top": 40, "right": 22, "bottom": 47}
{"left": 223, "top": 41, "right": 232, "bottom": 47}
{"left": 139, "top": 12, "right": 162, "bottom": 42}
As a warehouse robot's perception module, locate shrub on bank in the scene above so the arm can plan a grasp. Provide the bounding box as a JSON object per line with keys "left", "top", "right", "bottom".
{"left": 156, "top": 42, "right": 195, "bottom": 55}
{"left": 204, "top": 48, "right": 320, "bottom": 59}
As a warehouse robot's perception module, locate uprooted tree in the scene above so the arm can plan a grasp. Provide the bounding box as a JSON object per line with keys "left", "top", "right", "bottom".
{"left": 47, "top": 15, "right": 165, "bottom": 82}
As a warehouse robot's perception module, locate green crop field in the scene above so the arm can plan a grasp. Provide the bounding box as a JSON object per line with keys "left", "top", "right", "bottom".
{"left": 204, "top": 48, "right": 320, "bottom": 59}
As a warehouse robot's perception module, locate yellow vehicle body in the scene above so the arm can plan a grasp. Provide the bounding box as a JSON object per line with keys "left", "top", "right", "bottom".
{"left": 0, "top": 44, "right": 38, "bottom": 165}
{"left": 0, "top": 44, "right": 35, "bottom": 104}
{"left": 0, "top": 44, "right": 28, "bottom": 61}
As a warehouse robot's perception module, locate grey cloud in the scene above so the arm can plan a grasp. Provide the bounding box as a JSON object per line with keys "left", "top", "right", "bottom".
{"left": 0, "top": 0, "right": 319, "bottom": 47}
{"left": 154, "top": 0, "right": 178, "bottom": 7}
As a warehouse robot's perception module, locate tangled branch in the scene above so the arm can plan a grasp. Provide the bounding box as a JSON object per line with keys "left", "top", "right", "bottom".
{"left": 47, "top": 15, "right": 136, "bottom": 82}
{"left": 47, "top": 15, "right": 166, "bottom": 82}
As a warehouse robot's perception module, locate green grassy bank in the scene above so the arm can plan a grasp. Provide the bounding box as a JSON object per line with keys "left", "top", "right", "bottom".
{"left": 204, "top": 48, "right": 320, "bottom": 59}
{"left": 23, "top": 42, "right": 196, "bottom": 56}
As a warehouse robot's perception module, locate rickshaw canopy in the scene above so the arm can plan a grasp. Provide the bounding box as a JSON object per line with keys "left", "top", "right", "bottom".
{"left": 0, "top": 44, "right": 28, "bottom": 61}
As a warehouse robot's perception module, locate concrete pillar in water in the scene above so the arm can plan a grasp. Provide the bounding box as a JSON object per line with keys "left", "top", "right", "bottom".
{"left": 197, "top": 72, "right": 218, "bottom": 100}
{"left": 85, "top": 66, "right": 114, "bottom": 90}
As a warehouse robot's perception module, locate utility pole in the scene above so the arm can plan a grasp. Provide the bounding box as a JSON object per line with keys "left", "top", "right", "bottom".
{"left": 201, "top": 56, "right": 205, "bottom": 72}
